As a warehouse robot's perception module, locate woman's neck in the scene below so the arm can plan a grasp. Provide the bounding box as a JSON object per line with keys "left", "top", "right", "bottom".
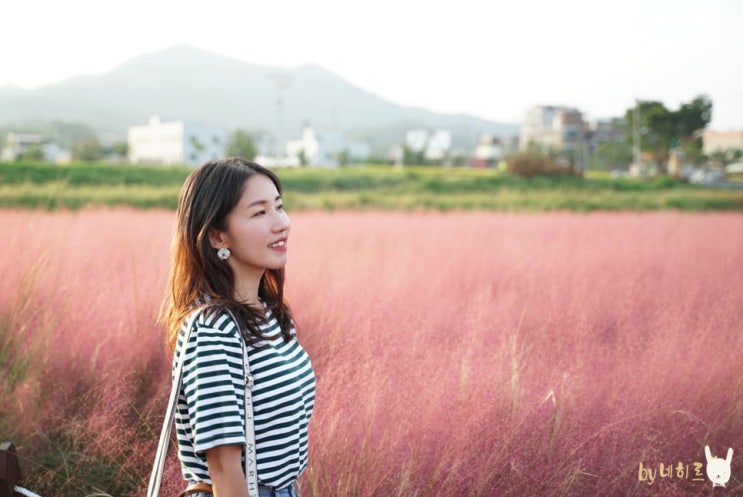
{"left": 233, "top": 276, "right": 262, "bottom": 309}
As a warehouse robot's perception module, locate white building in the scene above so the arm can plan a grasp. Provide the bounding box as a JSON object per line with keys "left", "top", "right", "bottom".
{"left": 285, "top": 125, "right": 342, "bottom": 167}
{"left": 1, "top": 132, "right": 43, "bottom": 161}
{"left": 405, "top": 129, "right": 429, "bottom": 152}
{"left": 403, "top": 129, "right": 452, "bottom": 161}
{"left": 425, "top": 130, "right": 452, "bottom": 160}
{"left": 41, "top": 142, "right": 72, "bottom": 164}
{"left": 0, "top": 132, "right": 71, "bottom": 163}
{"left": 127, "top": 116, "right": 225, "bottom": 167}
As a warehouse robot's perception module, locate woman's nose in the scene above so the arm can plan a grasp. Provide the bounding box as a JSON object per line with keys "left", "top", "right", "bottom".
{"left": 273, "top": 211, "right": 290, "bottom": 232}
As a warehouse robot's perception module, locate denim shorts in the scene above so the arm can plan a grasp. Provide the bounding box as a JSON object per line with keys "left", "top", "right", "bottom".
{"left": 258, "top": 483, "right": 299, "bottom": 497}
{"left": 187, "top": 481, "right": 299, "bottom": 497}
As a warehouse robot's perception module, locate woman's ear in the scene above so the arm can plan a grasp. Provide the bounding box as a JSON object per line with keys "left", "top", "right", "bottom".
{"left": 208, "top": 228, "right": 226, "bottom": 249}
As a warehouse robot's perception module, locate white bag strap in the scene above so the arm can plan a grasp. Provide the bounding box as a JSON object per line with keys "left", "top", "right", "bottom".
{"left": 229, "top": 309, "right": 260, "bottom": 497}
{"left": 147, "top": 308, "right": 202, "bottom": 497}
{"left": 147, "top": 308, "right": 259, "bottom": 497}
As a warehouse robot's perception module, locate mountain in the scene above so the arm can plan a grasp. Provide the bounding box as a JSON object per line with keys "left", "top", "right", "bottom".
{"left": 0, "top": 44, "right": 518, "bottom": 152}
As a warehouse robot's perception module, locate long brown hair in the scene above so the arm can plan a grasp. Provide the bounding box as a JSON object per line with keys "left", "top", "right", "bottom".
{"left": 161, "top": 157, "right": 293, "bottom": 353}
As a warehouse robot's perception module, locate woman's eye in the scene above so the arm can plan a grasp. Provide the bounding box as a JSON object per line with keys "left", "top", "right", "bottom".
{"left": 277, "top": 204, "right": 284, "bottom": 211}
{"left": 253, "top": 210, "right": 266, "bottom": 217}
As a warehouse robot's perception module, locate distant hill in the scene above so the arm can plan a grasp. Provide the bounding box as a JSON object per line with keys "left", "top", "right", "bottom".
{"left": 0, "top": 44, "right": 518, "bottom": 152}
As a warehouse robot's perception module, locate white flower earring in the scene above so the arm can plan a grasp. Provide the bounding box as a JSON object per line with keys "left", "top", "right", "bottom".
{"left": 217, "top": 247, "right": 231, "bottom": 261}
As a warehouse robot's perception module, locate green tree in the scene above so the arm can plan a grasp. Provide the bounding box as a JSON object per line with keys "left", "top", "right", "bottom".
{"left": 679, "top": 140, "right": 705, "bottom": 166}
{"left": 107, "top": 141, "right": 129, "bottom": 157}
{"left": 297, "top": 149, "right": 308, "bottom": 166}
{"left": 19, "top": 143, "right": 45, "bottom": 162}
{"left": 225, "top": 129, "right": 257, "bottom": 160}
{"left": 190, "top": 136, "right": 205, "bottom": 152}
{"left": 625, "top": 95, "right": 712, "bottom": 173}
{"left": 676, "top": 95, "right": 713, "bottom": 138}
{"left": 337, "top": 149, "right": 350, "bottom": 167}
{"left": 402, "top": 145, "right": 426, "bottom": 166}
{"left": 676, "top": 96, "right": 712, "bottom": 166}
{"left": 706, "top": 148, "right": 742, "bottom": 165}
{"left": 72, "top": 137, "right": 104, "bottom": 161}
{"left": 591, "top": 141, "right": 633, "bottom": 170}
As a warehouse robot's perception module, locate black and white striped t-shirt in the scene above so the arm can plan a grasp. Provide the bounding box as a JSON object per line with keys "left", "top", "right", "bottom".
{"left": 173, "top": 305, "right": 315, "bottom": 489}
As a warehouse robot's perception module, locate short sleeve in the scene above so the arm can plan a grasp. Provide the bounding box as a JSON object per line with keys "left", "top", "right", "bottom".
{"left": 181, "top": 321, "right": 246, "bottom": 456}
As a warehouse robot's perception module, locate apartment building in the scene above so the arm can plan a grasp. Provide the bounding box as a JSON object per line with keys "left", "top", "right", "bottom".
{"left": 519, "top": 105, "right": 585, "bottom": 152}
{"left": 702, "top": 130, "right": 743, "bottom": 155}
{"left": 128, "top": 116, "right": 225, "bottom": 167}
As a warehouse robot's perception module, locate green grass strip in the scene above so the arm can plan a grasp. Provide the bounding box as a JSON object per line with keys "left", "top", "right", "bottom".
{"left": 1, "top": 162, "right": 742, "bottom": 211}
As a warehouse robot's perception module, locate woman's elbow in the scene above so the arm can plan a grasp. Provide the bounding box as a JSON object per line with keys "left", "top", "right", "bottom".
{"left": 205, "top": 444, "right": 243, "bottom": 482}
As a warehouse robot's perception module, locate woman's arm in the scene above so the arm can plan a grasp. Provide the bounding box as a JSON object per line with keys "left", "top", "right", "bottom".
{"left": 205, "top": 444, "right": 249, "bottom": 497}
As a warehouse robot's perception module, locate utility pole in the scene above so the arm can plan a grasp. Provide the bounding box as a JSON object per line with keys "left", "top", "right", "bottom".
{"left": 271, "top": 72, "right": 289, "bottom": 158}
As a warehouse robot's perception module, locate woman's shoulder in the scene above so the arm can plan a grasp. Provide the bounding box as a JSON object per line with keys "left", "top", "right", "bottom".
{"left": 180, "top": 306, "right": 241, "bottom": 342}
{"left": 199, "top": 306, "right": 239, "bottom": 328}
{"left": 174, "top": 310, "right": 245, "bottom": 377}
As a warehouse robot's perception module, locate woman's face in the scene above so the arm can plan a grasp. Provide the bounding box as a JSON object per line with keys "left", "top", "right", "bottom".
{"left": 212, "top": 173, "right": 290, "bottom": 280}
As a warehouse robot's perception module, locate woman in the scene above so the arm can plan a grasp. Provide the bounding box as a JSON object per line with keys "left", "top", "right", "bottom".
{"left": 161, "top": 158, "right": 315, "bottom": 497}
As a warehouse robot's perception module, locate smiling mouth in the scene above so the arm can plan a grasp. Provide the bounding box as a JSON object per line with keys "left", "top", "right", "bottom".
{"left": 268, "top": 240, "right": 286, "bottom": 248}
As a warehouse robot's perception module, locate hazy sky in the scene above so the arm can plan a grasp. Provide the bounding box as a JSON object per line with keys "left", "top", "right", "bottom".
{"left": 2, "top": 0, "right": 741, "bottom": 129}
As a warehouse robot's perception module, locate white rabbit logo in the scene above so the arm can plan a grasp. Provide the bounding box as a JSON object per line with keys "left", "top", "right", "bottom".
{"left": 705, "top": 445, "right": 733, "bottom": 488}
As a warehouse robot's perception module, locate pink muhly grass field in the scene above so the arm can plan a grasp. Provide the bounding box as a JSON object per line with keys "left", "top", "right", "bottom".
{"left": 1, "top": 208, "right": 742, "bottom": 496}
